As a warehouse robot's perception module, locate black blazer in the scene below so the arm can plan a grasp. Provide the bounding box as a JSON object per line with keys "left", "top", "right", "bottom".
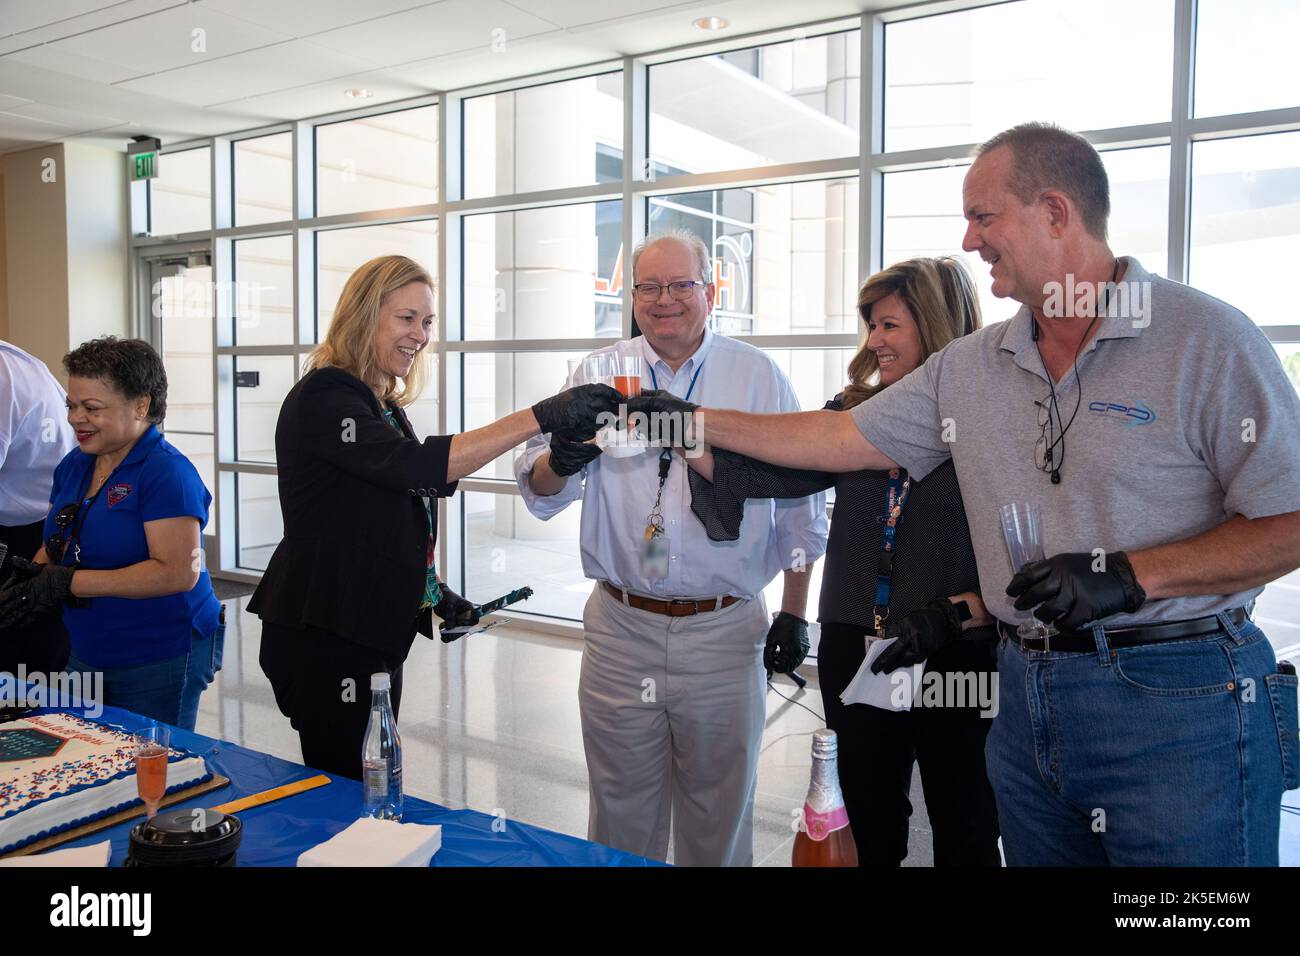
{"left": 248, "top": 367, "right": 457, "bottom": 656}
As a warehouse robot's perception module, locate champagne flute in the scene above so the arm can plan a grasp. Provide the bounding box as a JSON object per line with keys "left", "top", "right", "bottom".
{"left": 999, "top": 502, "right": 1059, "bottom": 642}
{"left": 133, "top": 725, "right": 170, "bottom": 820}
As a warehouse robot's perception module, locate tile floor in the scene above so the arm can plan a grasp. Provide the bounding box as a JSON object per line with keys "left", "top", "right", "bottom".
{"left": 196, "top": 596, "right": 938, "bottom": 867}
{"left": 198, "top": 595, "right": 1300, "bottom": 867}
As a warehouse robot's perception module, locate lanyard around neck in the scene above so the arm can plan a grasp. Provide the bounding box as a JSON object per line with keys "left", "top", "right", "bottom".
{"left": 647, "top": 357, "right": 705, "bottom": 403}
{"left": 62, "top": 457, "right": 122, "bottom": 566}
{"left": 871, "top": 468, "right": 911, "bottom": 636}
{"left": 648, "top": 358, "right": 705, "bottom": 471}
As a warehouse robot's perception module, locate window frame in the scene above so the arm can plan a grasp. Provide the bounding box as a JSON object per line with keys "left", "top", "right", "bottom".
{"left": 124, "top": 0, "right": 1300, "bottom": 619}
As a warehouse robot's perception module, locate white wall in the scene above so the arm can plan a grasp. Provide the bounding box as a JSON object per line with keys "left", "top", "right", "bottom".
{"left": 64, "top": 141, "right": 128, "bottom": 349}
{"left": 1, "top": 142, "right": 128, "bottom": 376}
{"left": 2, "top": 144, "right": 70, "bottom": 373}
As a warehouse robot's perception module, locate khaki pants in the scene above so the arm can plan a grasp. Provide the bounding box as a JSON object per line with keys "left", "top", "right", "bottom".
{"left": 579, "top": 583, "right": 768, "bottom": 866}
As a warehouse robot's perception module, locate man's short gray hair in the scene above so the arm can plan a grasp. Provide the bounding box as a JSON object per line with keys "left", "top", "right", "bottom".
{"left": 631, "top": 229, "right": 713, "bottom": 285}
{"left": 975, "top": 122, "right": 1110, "bottom": 241}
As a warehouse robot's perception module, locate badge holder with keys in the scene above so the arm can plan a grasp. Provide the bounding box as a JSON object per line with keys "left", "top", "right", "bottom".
{"left": 641, "top": 451, "right": 673, "bottom": 579}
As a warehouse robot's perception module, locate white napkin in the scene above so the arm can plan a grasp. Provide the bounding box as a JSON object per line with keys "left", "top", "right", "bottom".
{"left": 839, "top": 636, "right": 926, "bottom": 711}
{"left": 297, "top": 817, "right": 442, "bottom": 867}
{"left": 595, "top": 425, "right": 648, "bottom": 458}
{"left": 0, "top": 840, "right": 112, "bottom": 867}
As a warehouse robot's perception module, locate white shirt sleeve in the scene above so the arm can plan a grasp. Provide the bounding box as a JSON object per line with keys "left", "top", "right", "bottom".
{"left": 513, "top": 430, "right": 585, "bottom": 519}
{"left": 0, "top": 363, "right": 15, "bottom": 471}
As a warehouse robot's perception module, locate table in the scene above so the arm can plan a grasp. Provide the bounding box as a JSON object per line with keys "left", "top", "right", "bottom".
{"left": 33, "top": 704, "right": 658, "bottom": 867}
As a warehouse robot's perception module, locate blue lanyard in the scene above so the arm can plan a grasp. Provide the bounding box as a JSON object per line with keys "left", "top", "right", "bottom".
{"left": 648, "top": 359, "right": 705, "bottom": 469}
{"left": 647, "top": 359, "right": 705, "bottom": 402}
{"left": 872, "top": 468, "right": 911, "bottom": 636}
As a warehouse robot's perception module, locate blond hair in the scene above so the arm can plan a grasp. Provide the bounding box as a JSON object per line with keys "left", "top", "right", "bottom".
{"left": 841, "top": 257, "right": 981, "bottom": 410}
{"left": 306, "top": 255, "right": 434, "bottom": 407}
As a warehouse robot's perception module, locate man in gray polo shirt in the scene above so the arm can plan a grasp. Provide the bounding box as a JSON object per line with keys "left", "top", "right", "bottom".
{"left": 631, "top": 122, "right": 1300, "bottom": 866}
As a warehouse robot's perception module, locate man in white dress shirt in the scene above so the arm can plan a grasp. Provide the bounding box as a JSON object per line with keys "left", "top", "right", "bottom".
{"left": 0, "top": 339, "right": 77, "bottom": 674}
{"left": 515, "top": 231, "right": 828, "bottom": 865}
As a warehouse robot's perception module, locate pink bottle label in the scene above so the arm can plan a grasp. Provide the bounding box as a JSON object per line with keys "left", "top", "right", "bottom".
{"left": 803, "top": 802, "right": 849, "bottom": 842}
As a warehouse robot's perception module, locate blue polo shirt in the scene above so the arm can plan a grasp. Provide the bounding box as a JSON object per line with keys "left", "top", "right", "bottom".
{"left": 44, "top": 425, "right": 222, "bottom": 668}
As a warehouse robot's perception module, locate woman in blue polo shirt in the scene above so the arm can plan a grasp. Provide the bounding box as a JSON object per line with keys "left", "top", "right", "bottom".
{"left": 0, "top": 337, "right": 223, "bottom": 730}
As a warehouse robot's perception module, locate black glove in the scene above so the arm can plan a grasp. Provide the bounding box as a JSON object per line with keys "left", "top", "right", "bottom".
{"left": 764, "top": 612, "right": 809, "bottom": 674}
{"left": 626, "top": 388, "right": 699, "bottom": 421}
{"left": 548, "top": 432, "right": 602, "bottom": 477}
{"left": 0, "top": 555, "right": 45, "bottom": 590}
{"left": 532, "top": 384, "right": 622, "bottom": 441}
{"left": 0, "top": 559, "right": 77, "bottom": 629}
{"left": 1006, "top": 550, "right": 1146, "bottom": 631}
{"left": 434, "top": 586, "right": 481, "bottom": 642}
{"left": 872, "top": 598, "right": 963, "bottom": 674}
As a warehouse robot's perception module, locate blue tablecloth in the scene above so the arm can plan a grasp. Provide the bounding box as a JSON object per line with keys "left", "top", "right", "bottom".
{"left": 30, "top": 704, "right": 657, "bottom": 867}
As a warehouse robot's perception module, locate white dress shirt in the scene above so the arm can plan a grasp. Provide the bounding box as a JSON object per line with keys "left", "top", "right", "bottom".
{"left": 0, "top": 341, "right": 77, "bottom": 526}
{"left": 514, "top": 330, "right": 828, "bottom": 599}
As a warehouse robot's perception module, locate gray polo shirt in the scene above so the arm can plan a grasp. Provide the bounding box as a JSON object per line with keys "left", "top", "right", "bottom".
{"left": 851, "top": 257, "right": 1300, "bottom": 628}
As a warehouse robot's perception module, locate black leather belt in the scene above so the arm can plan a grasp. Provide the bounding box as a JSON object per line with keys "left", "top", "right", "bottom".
{"left": 997, "top": 607, "right": 1249, "bottom": 653}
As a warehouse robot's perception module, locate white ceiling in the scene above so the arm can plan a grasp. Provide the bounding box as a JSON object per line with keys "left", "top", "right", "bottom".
{"left": 0, "top": 0, "right": 886, "bottom": 155}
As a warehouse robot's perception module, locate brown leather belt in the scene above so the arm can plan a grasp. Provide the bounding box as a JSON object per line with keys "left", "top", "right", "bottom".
{"left": 602, "top": 581, "right": 740, "bottom": 617}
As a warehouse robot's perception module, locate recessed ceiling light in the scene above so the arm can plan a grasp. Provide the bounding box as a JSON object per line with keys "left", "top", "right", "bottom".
{"left": 345, "top": 88, "right": 372, "bottom": 99}
{"left": 693, "top": 16, "right": 728, "bottom": 30}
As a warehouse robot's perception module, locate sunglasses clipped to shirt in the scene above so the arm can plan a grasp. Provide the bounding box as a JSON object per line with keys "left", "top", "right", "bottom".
{"left": 44, "top": 501, "right": 85, "bottom": 565}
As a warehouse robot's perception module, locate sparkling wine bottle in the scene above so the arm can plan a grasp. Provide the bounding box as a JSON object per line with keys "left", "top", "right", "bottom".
{"left": 792, "top": 728, "right": 858, "bottom": 867}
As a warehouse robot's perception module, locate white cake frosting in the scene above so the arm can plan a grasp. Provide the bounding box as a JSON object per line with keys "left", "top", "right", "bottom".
{"left": 0, "top": 713, "right": 210, "bottom": 854}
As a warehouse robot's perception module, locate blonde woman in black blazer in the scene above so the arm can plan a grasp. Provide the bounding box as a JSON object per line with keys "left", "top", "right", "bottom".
{"left": 252, "top": 255, "right": 618, "bottom": 778}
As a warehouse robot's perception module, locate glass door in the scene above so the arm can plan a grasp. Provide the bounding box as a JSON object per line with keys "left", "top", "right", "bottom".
{"left": 145, "top": 251, "right": 217, "bottom": 568}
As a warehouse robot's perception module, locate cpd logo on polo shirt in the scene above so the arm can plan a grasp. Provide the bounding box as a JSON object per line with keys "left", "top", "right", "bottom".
{"left": 1088, "top": 400, "right": 1157, "bottom": 427}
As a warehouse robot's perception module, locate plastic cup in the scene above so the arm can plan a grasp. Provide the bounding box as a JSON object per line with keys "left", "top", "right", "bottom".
{"left": 998, "top": 502, "right": 1058, "bottom": 641}
{"left": 611, "top": 355, "right": 643, "bottom": 398}
{"left": 580, "top": 354, "right": 615, "bottom": 386}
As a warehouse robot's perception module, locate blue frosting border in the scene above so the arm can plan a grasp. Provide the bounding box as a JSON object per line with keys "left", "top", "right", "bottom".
{"left": 0, "top": 768, "right": 214, "bottom": 855}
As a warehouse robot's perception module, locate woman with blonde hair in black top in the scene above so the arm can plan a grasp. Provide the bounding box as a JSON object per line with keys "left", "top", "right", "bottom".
{"left": 252, "top": 255, "right": 619, "bottom": 778}
{"left": 684, "top": 256, "right": 1001, "bottom": 866}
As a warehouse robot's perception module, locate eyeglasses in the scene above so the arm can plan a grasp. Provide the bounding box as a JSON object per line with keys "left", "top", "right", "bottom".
{"left": 44, "top": 501, "right": 83, "bottom": 564}
{"left": 631, "top": 280, "right": 707, "bottom": 301}
{"left": 1033, "top": 395, "right": 1071, "bottom": 483}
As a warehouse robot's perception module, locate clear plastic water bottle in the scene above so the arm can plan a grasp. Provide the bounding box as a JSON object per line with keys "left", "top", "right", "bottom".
{"left": 362, "top": 672, "right": 402, "bottom": 820}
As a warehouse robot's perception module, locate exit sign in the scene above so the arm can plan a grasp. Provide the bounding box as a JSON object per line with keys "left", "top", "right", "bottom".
{"left": 131, "top": 150, "right": 157, "bottom": 181}
{"left": 127, "top": 137, "right": 161, "bottom": 182}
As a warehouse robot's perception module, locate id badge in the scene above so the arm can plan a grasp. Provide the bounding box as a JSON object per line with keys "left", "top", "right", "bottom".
{"left": 641, "top": 533, "right": 670, "bottom": 579}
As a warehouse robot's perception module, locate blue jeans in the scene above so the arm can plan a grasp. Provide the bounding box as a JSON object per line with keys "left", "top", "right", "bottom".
{"left": 986, "top": 612, "right": 1299, "bottom": 866}
{"left": 65, "top": 617, "right": 226, "bottom": 732}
